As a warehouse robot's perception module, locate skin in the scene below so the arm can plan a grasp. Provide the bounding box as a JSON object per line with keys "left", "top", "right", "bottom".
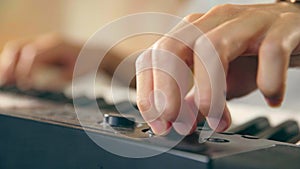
{"left": 1, "top": 2, "right": 300, "bottom": 136}
{"left": 136, "top": 2, "right": 300, "bottom": 135}
{"left": 0, "top": 33, "right": 81, "bottom": 91}
{"left": 0, "top": 33, "right": 124, "bottom": 91}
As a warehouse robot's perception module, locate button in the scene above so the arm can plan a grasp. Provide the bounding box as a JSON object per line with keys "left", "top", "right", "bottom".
{"left": 206, "top": 137, "right": 230, "bottom": 143}
{"left": 104, "top": 114, "right": 135, "bottom": 128}
{"left": 242, "top": 135, "right": 259, "bottom": 139}
{"left": 220, "top": 132, "right": 235, "bottom": 135}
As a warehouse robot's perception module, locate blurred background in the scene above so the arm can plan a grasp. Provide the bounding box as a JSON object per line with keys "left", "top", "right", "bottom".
{"left": 0, "top": 0, "right": 192, "bottom": 51}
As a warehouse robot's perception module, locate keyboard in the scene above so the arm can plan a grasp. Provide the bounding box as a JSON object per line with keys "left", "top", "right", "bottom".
{"left": 0, "top": 86, "right": 300, "bottom": 169}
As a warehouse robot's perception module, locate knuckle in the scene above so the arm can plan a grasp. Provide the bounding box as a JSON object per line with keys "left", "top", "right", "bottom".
{"left": 212, "top": 4, "right": 233, "bottom": 12}
{"left": 253, "top": 10, "right": 273, "bottom": 18}
{"left": 195, "top": 35, "right": 229, "bottom": 65}
{"left": 213, "top": 35, "right": 231, "bottom": 55}
{"left": 194, "top": 35, "right": 207, "bottom": 49}
{"left": 210, "top": 4, "right": 239, "bottom": 15}
{"left": 195, "top": 34, "right": 230, "bottom": 50}
{"left": 183, "top": 13, "right": 202, "bottom": 23}
{"left": 156, "top": 38, "right": 191, "bottom": 56}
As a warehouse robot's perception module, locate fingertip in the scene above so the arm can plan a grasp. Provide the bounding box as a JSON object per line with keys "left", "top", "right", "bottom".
{"left": 207, "top": 117, "right": 229, "bottom": 132}
{"left": 257, "top": 77, "right": 285, "bottom": 108}
{"left": 265, "top": 96, "right": 283, "bottom": 107}
{"left": 149, "top": 119, "right": 171, "bottom": 136}
{"left": 207, "top": 106, "right": 231, "bottom": 132}
{"left": 173, "top": 100, "right": 198, "bottom": 135}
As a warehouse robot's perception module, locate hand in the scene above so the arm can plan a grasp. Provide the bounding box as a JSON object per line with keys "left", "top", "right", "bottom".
{"left": 0, "top": 33, "right": 81, "bottom": 91}
{"left": 136, "top": 2, "right": 300, "bottom": 135}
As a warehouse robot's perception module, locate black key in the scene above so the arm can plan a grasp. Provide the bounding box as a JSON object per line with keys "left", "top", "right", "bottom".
{"left": 257, "top": 120, "right": 300, "bottom": 143}
{"left": 228, "top": 117, "right": 271, "bottom": 136}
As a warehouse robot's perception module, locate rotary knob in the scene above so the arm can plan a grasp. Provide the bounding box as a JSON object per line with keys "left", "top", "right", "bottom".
{"left": 104, "top": 114, "right": 135, "bottom": 128}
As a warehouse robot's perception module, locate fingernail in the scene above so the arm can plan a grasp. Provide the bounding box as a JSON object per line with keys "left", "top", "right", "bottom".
{"left": 149, "top": 120, "right": 170, "bottom": 135}
{"left": 207, "top": 117, "right": 229, "bottom": 132}
{"left": 266, "top": 97, "right": 283, "bottom": 107}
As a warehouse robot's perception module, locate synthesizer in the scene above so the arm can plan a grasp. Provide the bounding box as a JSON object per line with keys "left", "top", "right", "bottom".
{"left": 0, "top": 86, "right": 300, "bottom": 169}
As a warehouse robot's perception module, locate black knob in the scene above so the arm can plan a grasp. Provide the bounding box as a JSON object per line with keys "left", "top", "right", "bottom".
{"left": 104, "top": 114, "right": 135, "bottom": 128}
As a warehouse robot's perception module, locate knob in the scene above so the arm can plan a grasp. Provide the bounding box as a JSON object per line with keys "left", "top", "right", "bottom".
{"left": 104, "top": 114, "right": 135, "bottom": 128}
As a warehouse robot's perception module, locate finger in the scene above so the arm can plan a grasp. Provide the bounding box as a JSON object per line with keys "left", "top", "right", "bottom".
{"left": 148, "top": 9, "right": 239, "bottom": 134}
{"left": 137, "top": 15, "right": 203, "bottom": 135}
{"left": 0, "top": 34, "right": 65, "bottom": 88}
{"left": 169, "top": 6, "right": 244, "bottom": 48}
{"left": 258, "top": 13, "right": 300, "bottom": 107}
{"left": 136, "top": 50, "right": 154, "bottom": 121}
{"left": 15, "top": 44, "right": 37, "bottom": 88}
{"left": 142, "top": 6, "right": 246, "bottom": 134}
{"left": 14, "top": 35, "right": 75, "bottom": 89}
{"left": 15, "top": 43, "right": 62, "bottom": 88}
{"left": 185, "top": 86, "right": 206, "bottom": 123}
{"left": 152, "top": 33, "right": 201, "bottom": 136}
{"left": 173, "top": 94, "right": 198, "bottom": 135}
{"left": 0, "top": 39, "right": 30, "bottom": 85}
{"left": 192, "top": 11, "right": 275, "bottom": 131}
{"left": 168, "top": 13, "right": 204, "bottom": 33}
{"left": 193, "top": 44, "right": 230, "bottom": 132}
{"left": 136, "top": 49, "right": 171, "bottom": 135}
{"left": 167, "top": 5, "right": 252, "bottom": 54}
